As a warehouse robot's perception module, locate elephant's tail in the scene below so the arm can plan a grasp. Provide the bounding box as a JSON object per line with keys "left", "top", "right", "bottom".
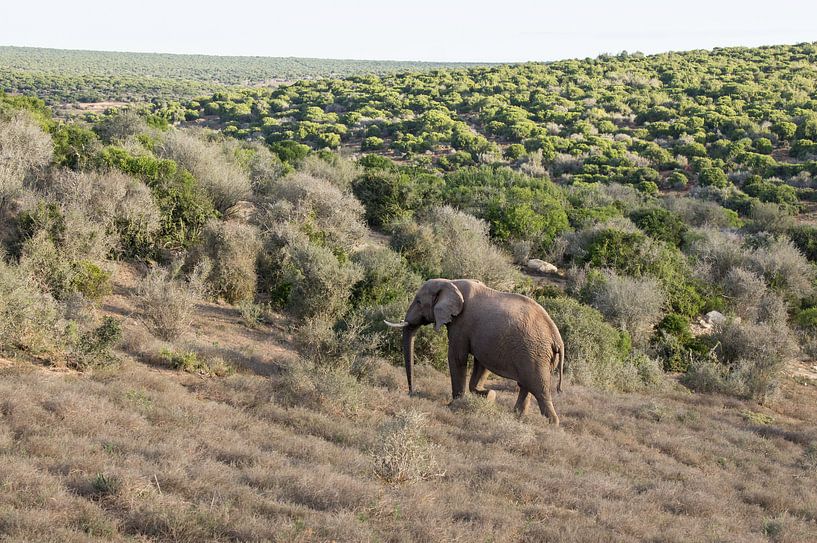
{"left": 556, "top": 343, "right": 564, "bottom": 394}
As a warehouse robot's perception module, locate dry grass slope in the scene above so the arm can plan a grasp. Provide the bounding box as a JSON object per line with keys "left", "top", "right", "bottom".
{"left": 1, "top": 265, "right": 817, "bottom": 542}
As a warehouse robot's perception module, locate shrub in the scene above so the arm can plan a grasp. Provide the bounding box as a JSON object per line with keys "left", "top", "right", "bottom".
{"left": 568, "top": 221, "right": 703, "bottom": 317}
{"left": 372, "top": 410, "right": 443, "bottom": 484}
{"left": 663, "top": 196, "right": 742, "bottom": 228}
{"left": 0, "top": 258, "right": 62, "bottom": 353}
{"left": 159, "top": 348, "right": 233, "bottom": 376}
{"left": 136, "top": 265, "right": 204, "bottom": 340}
{"left": 420, "top": 206, "right": 519, "bottom": 290}
{"left": 197, "top": 220, "right": 261, "bottom": 304}
{"left": 390, "top": 219, "right": 444, "bottom": 278}
{"left": 685, "top": 227, "right": 747, "bottom": 282}
{"left": 0, "top": 113, "right": 53, "bottom": 207}
{"left": 352, "top": 169, "right": 443, "bottom": 227}
{"left": 699, "top": 166, "right": 729, "bottom": 188}
{"left": 744, "top": 177, "right": 798, "bottom": 208}
{"left": 681, "top": 359, "right": 730, "bottom": 394}
{"left": 278, "top": 358, "right": 368, "bottom": 415}
{"left": 261, "top": 172, "right": 366, "bottom": 253}
{"left": 689, "top": 319, "right": 800, "bottom": 402}
{"left": 270, "top": 140, "right": 310, "bottom": 163}
{"left": 70, "top": 316, "right": 122, "bottom": 370}
{"left": 18, "top": 223, "right": 113, "bottom": 301}
{"left": 52, "top": 123, "right": 100, "bottom": 170}
{"left": 157, "top": 130, "right": 251, "bottom": 212}
{"left": 788, "top": 224, "right": 817, "bottom": 262}
{"left": 745, "top": 202, "right": 795, "bottom": 234}
{"left": 232, "top": 141, "right": 287, "bottom": 196}
{"left": 351, "top": 246, "right": 421, "bottom": 308}
{"left": 98, "top": 146, "right": 217, "bottom": 248}
{"left": 286, "top": 241, "right": 363, "bottom": 320}
{"left": 45, "top": 170, "right": 161, "bottom": 257}
{"left": 539, "top": 296, "right": 640, "bottom": 390}
{"left": 70, "top": 260, "right": 113, "bottom": 301}
{"left": 630, "top": 207, "right": 687, "bottom": 245}
{"left": 299, "top": 154, "right": 359, "bottom": 190}
{"left": 583, "top": 269, "right": 666, "bottom": 345}
{"left": 294, "top": 313, "right": 382, "bottom": 378}
{"left": 362, "top": 136, "right": 384, "bottom": 151}
{"left": 796, "top": 307, "right": 817, "bottom": 331}
{"left": 747, "top": 237, "right": 815, "bottom": 304}
{"left": 667, "top": 170, "right": 688, "bottom": 189}
{"left": 94, "top": 110, "right": 148, "bottom": 143}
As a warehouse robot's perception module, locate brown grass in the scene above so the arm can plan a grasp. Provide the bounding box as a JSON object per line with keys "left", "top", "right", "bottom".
{"left": 1, "top": 264, "right": 817, "bottom": 542}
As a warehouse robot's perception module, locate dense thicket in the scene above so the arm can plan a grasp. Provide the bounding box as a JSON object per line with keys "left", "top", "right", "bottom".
{"left": 1, "top": 43, "right": 816, "bottom": 401}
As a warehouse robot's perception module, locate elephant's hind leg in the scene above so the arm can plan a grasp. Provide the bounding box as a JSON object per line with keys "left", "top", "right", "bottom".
{"left": 514, "top": 386, "right": 530, "bottom": 415}
{"left": 532, "top": 391, "right": 560, "bottom": 426}
{"left": 469, "top": 358, "right": 490, "bottom": 395}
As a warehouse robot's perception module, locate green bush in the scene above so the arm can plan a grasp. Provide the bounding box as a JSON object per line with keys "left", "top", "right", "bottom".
{"left": 270, "top": 140, "right": 310, "bottom": 163}
{"left": 98, "top": 146, "right": 216, "bottom": 248}
{"left": 667, "top": 171, "right": 688, "bottom": 189}
{"left": 698, "top": 167, "right": 729, "bottom": 188}
{"left": 572, "top": 224, "right": 704, "bottom": 317}
{"left": 351, "top": 246, "right": 421, "bottom": 308}
{"left": 52, "top": 123, "right": 100, "bottom": 170}
{"left": 70, "top": 260, "right": 112, "bottom": 301}
{"left": 743, "top": 177, "right": 798, "bottom": 208}
{"left": 796, "top": 307, "right": 817, "bottom": 331}
{"left": 630, "top": 207, "right": 687, "bottom": 245}
{"left": 286, "top": 241, "right": 363, "bottom": 320}
{"left": 788, "top": 225, "right": 817, "bottom": 262}
{"left": 71, "top": 316, "right": 122, "bottom": 370}
{"left": 352, "top": 169, "right": 443, "bottom": 227}
{"left": 362, "top": 136, "right": 384, "bottom": 151}
{"left": 539, "top": 296, "right": 638, "bottom": 390}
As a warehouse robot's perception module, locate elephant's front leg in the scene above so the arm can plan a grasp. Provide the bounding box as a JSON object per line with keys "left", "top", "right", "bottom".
{"left": 447, "top": 343, "right": 468, "bottom": 400}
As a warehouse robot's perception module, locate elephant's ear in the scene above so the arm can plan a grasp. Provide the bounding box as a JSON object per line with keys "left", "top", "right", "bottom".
{"left": 433, "top": 282, "right": 464, "bottom": 332}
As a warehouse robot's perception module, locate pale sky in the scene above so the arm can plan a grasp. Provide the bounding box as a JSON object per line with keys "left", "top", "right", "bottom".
{"left": 2, "top": 0, "right": 815, "bottom": 62}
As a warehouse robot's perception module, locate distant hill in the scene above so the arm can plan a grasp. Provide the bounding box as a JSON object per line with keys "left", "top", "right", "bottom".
{"left": 0, "top": 46, "right": 488, "bottom": 104}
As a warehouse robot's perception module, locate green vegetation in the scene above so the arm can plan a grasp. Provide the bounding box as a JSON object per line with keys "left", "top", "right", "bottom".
{"left": 1, "top": 42, "right": 817, "bottom": 540}
{"left": 0, "top": 46, "right": 485, "bottom": 104}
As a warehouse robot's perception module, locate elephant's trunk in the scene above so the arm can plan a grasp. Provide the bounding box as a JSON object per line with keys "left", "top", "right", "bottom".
{"left": 402, "top": 325, "right": 419, "bottom": 395}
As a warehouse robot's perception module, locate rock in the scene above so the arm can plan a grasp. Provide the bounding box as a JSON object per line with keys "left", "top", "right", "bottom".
{"left": 704, "top": 311, "right": 727, "bottom": 326}
{"left": 486, "top": 390, "right": 497, "bottom": 403}
{"left": 526, "top": 259, "right": 558, "bottom": 274}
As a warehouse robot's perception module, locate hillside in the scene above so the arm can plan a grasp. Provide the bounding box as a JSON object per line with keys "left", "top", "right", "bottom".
{"left": 1, "top": 42, "right": 817, "bottom": 541}
{"left": 2, "top": 262, "right": 816, "bottom": 542}
{"left": 0, "top": 46, "right": 485, "bottom": 105}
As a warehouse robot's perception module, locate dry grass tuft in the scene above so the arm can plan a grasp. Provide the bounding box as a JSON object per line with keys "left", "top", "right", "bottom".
{"left": 372, "top": 410, "right": 445, "bottom": 484}
{"left": 135, "top": 264, "right": 204, "bottom": 341}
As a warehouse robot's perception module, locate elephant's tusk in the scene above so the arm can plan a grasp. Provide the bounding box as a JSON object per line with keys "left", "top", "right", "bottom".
{"left": 384, "top": 320, "right": 410, "bottom": 329}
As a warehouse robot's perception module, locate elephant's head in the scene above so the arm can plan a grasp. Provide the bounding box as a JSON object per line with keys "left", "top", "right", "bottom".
{"left": 384, "top": 279, "right": 464, "bottom": 394}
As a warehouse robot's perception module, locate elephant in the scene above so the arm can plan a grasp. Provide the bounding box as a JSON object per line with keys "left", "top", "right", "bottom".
{"left": 385, "top": 278, "right": 564, "bottom": 425}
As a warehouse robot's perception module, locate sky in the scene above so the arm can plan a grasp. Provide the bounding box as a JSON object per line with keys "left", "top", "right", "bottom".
{"left": 2, "top": 0, "right": 815, "bottom": 63}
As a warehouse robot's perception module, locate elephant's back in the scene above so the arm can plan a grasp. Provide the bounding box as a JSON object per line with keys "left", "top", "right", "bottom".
{"left": 468, "top": 291, "right": 558, "bottom": 354}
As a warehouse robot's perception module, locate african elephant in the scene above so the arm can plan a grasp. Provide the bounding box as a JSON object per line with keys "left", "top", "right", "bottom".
{"left": 386, "top": 278, "right": 564, "bottom": 425}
